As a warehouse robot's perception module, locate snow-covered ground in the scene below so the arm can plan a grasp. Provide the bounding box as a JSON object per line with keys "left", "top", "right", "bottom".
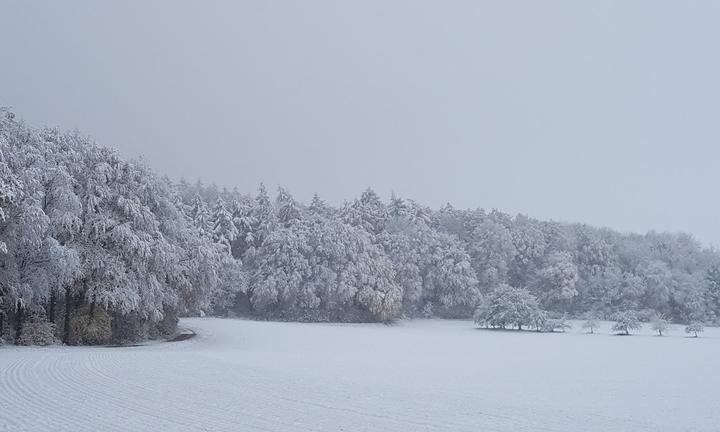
{"left": 1, "top": 318, "right": 719, "bottom": 432}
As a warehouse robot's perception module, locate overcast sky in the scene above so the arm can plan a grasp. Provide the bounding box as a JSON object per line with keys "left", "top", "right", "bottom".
{"left": 1, "top": 1, "right": 719, "bottom": 244}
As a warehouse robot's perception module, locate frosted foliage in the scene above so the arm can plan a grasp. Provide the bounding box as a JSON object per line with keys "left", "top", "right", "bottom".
{"left": 474, "top": 284, "right": 541, "bottom": 330}
{"left": 612, "top": 311, "right": 642, "bottom": 335}
{"left": 5, "top": 106, "right": 720, "bottom": 345}
{"left": 0, "top": 111, "right": 238, "bottom": 344}
{"left": 251, "top": 217, "right": 401, "bottom": 321}
{"left": 537, "top": 251, "right": 578, "bottom": 304}
{"left": 211, "top": 198, "right": 238, "bottom": 253}
{"left": 651, "top": 315, "right": 670, "bottom": 335}
{"left": 379, "top": 219, "right": 479, "bottom": 312}
{"left": 188, "top": 194, "right": 212, "bottom": 235}
{"left": 685, "top": 322, "right": 704, "bottom": 337}
{"left": 275, "top": 187, "right": 301, "bottom": 226}
{"left": 342, "top": 188, "right": 388, "bottom": 235}
{"left": 511, "top": 215, "right": 546, "bottom": 266}
{"left": 467, "top": 218, "right": 516, "bottom": 290}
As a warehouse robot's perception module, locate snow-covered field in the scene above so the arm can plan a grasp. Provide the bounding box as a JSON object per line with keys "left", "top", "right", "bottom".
{"left": 1, "top": 318, "right": 719, "bottom": 432}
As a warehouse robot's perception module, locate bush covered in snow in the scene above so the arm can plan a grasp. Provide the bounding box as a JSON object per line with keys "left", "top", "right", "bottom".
{"left": 0, "top": 110, "right": 242, "bottom": 345}
{"left": 474, "top": 284, "right": 544, "bottom": 330}
{"left": 17, "top": 321, "right": 58, "bottom": 346}
{"left": 69, "top": 306, "right": 112, "bottom": 345}
{"left": 685, "top": 322, "right": 705, "bottom": 337}
{"left": 542, "top": 317, "right": 572, "bottom": 333}
{"left": 651, "top": 315, "right": 671, "bottom": 336}
{"left": 612, "top": 311, "right": 642, "bottom": 335}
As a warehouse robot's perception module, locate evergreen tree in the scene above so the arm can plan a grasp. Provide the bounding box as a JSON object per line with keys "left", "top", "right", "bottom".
{"left": 211, "top": 197, "right": 238, "bottom": 253}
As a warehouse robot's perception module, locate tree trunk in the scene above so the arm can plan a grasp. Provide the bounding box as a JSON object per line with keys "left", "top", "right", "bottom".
{"left": 0, "top": 311, "right": 4, "bottom": 338}
{"left": 63, "top": 286, "right": 72, "bottom": 344}
{"left": 14, "top": 301, "right": 24, "bottom": 344}
{"left": 48, "top": 290, "right": 56, "bottom": 323}
{"left": 80, "top": 279, "right": 89, "bottom": 307}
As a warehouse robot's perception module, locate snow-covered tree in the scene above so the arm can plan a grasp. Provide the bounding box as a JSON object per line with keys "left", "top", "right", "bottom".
{"left": 651, "top": 314, "right": 670, "bottom": 336}
{"left": 276, "top": 186, "right": 301, "bottom": 226}
{"left": 543, "top": 317, "right": 571, "bottom": 333}
{"left": 705, "top": 265, "right": 720, "bottom": 324}
{"left": 250, "top": 217, "right": 401, "bottom": 321}
{"left": 211, "top": 198, "right": 238, "bottom": 253}
{"left": 423, "top": 233, "right": 480, "bottom": 313}
{"left": 474, "top": 284, "right": 542, "bottom": 330}
{"left": 308, "top": 193, "right": 331, "bottom": 218}
{"left": 342, "top": 188, "right": 388, "bottom": 235}
{"left": 466, "top": 217, "right": 516, "bottom": 292}
{"left": 612, "top": 311, "right": 642, "bottom": 335}
{"left": 582, "top": 317, "right": 600, "bottom": 334}
{"left": 5, "top": 106, "right": 720, "bottom": 341}
{"left": 639, "top": 260, "right": 673, "bottom": 313}
{"left": 536, "top": 251, "right": 578, "bottom": 308}
{"left": 685, "top": 322, "right": 704, "bottom": 338}
{"left": 229, "top": 199, "right": 255, "bottom": 259}
{"left": 249, "top": 184, "right": 275, "bottom": 247}
{"left": 188, "top": 194, "right": 212, "bottom": 235}
{"left": 379, "top": 211, "right": 479, "bottom": 317}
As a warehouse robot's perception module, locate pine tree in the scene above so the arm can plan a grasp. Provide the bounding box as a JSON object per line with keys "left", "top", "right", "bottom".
{"left": 211, "top": 198, "right": 238, "bottom": 253}
{"left": 276, "top": 187, "right": 301, "bottom": 226}
{"left": 188, "top": 194, "right": 212, "bottom": 235}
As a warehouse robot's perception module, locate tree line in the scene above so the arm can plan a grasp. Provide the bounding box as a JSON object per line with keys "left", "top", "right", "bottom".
{"left": 2, "top": 109, "right": 719, "bottom": 345}
{"left": 180, "top": 182, "right": 720, "bottom": 327}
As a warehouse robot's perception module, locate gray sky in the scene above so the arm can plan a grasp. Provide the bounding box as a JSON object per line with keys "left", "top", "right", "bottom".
{"left": 2, "top": 1, "right": 720, "bottom": 244}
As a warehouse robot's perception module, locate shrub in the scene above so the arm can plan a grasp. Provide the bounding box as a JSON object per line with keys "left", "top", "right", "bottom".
{"left": 69, "top": 305, "right": 112, "bottom": 345}
{"left": 17, "top": 321, "right": 58, "bottom": 346}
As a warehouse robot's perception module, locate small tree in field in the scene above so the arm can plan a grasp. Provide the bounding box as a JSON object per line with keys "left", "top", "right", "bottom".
{"left": 474, "top": 284, "right": 541, "bottom": 330}
{"left": 651, "top": 314, "right": 670, "bottom": 336}
{"left": 685, "top": 322, "right": 704, "bottom": 338}
{"left": 612, "top": 311, "right": 641, "bottom": 335}
{"left": 543, "top": 317, "right": 572, "bottom": 333}
{"left": 582, "top": 318, "right": 600, "bottom": 334}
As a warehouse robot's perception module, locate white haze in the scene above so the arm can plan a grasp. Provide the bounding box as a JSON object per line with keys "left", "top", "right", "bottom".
{"left": 1, "top": 1, "right": 720, "bottom": 244}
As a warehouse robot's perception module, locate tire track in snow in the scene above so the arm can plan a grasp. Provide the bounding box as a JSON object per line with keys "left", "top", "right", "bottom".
{"left": 78, "top": 348, "right": 303, "bottom": 432}
{"left": 55, "top": 349, "right": 279, "bottom": 432}
{"left": 2, "top": 334, "right": 559, "bottom": 432}
{"left": 87, "top": 347, "right": 471, "bottom": 432}
{"left": 0, "top": 351, "right": 117, "bottom": 432}
{"left": 171, "top": 351, "right": 496, "bottom": 432}
{"left": 3, "top": 318, "right": 702, "bottom": 432}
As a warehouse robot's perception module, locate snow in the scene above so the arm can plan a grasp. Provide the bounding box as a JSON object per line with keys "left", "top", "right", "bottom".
{"left": 1, "top": 318, "right": 719, "bottom": 432}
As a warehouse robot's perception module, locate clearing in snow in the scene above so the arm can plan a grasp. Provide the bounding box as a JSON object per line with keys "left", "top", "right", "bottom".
{"left": 1, "top": 318, "right": 718, "bottom": 432}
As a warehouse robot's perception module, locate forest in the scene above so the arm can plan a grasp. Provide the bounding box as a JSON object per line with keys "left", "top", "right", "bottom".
{"left": 2, "top": 109, "right": 720, "bottom": 345}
